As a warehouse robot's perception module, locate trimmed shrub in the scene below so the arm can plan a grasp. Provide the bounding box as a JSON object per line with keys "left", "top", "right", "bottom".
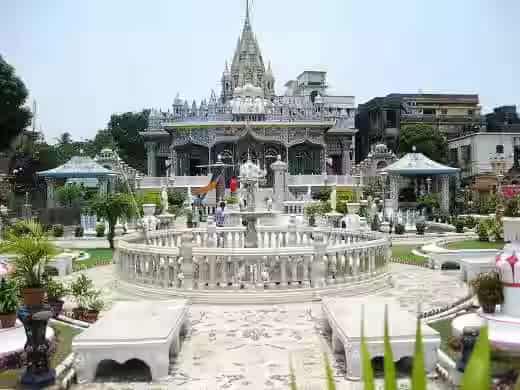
{"left": 416, "top": 221, "right": 426, "bottom": 235}
{"left": 75, "top": 226, "right": 84, "bottom": 237}
{"left": 455, "top": 218, "right": 465, "bottom": 233}
{"left": 95, "top": 223, "right": 105, "bottom": 238}
{"left": 477, "top": 220, "right": 489, "bottom": 242}
{"left": 394, "top": 223, "right": 405, "bottom": 235}
{"left": 52, "top": 224, "right": 64, "bottom": 237}
{"left": 464, "top": 216, "right": 477, "bottom": 229}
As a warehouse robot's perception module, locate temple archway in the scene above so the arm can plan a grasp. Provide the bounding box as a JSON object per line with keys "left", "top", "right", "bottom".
{"left": 289, "top": 142, "right": 322, "bottom": 175}
{"left": 175, "top": 143, "right": 209, "bottom": 176}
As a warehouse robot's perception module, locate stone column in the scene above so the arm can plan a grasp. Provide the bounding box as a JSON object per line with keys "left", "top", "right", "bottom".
{"left": 440, "top": 175, "right": 450, "bottom": 213}
{"left": 45, "top": 178, "right": 56, "bottom": 208}
{"left": 169, "top": 147, "right": 177, "bottom": 177}
{"left": 146, "top": 142, "right": 157, "bottom": 176}
{"left": 311, "top": 228, "right": 327, "bottom": 287}
{"left": 389, "top": 175, "right": 399, "bottom": 211}
{"left": 320, "top": 146, "right": 327, "bottom": 175}
{"left": 270, "top": 155, "right": 288, "bottom": 211}
{"left": 180, "top": 231, "right": 194, "bottom": 289}
{"left": 287, "top": 215, "right": 297, "bottom": 245}
{"left": 98, "top": 177, "right": 108, "bottom": 197}
{"left": 342, "top": 148, "right": 351, "bottom": 176}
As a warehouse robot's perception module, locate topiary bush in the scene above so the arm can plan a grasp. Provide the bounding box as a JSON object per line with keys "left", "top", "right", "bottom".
{"left": 75, "top": 226, "right": 84, "bottom": 238}
{"left": 464, "top": 216, "right": 477, "bottom": 229}
{"left": 415, "top": 221, "right": 426, "bottom": 235}
{"left": 52, "top": 224, "right": 64, "bottom": 237}
{"left": 455, "top": 218, "right": 465, "bottom": 233}
{"left": 477, "top": 220, "right": 489, "bottom": 242}
{"left": 95, "top": 223, "right": 105, "bottom": 238}
{"left": 394, "top": 223, "right": 405, "bottom": 235}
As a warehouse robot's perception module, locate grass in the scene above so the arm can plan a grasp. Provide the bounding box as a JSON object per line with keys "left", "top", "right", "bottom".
{"left": 391, "top": 245, "right": 428, "bottom": 265}
{"left": 72, "top": 248, "right": 113, "bottom": 271}
{"left": 0, "top": 322, "right": 82, "bottom": 389}
{"left": 445, "top": 240, "right": 505, "bottom": 250}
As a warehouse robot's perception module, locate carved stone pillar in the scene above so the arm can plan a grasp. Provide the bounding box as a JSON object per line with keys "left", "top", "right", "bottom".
{"left": 440, "top": 175, "right": 450, "bottom": 213}
{"left": 180, "top": 231, "right": 194, "bottom": 289}
{"left": 389, "top": 175, "right": 399, "bottom": 211}
{"left": 45, "top": 178, "right": 56, "bottom": 208}
{"left": 311, "top": 228, "right": 327, "bottom": 287}
{"left": 146, "top": 142, "right": 157, "bottom": 176}
{"left": 320, "top": 146, "right": 327, "bottom": 175}
{"left": 270, "top": 155, "right": 288, "bottom": 211}
{"left": 342, "top": 147, "right": 351, "bottom": 175}
{"left": 169, "top": 147, "right": 177, "bottom": 177}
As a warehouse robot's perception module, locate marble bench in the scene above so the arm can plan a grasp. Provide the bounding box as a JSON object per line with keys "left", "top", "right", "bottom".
{"left": 322, "top": 297, "right": 440, "bottom": 380}
{"left": 72, "top": 300, "right": 189, "bottom": 383}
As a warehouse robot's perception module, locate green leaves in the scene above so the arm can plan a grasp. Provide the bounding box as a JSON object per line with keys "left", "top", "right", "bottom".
{"left": 411, "top": 314, "right": 426, "bottom": 390}
{"left": 360, "top": 305, "right": 375, "bottom": 390}
{"left": 383, "top": 305, "right": 397, "bottom": 390}
{"left": 460, "top": 327, "right": 490, "bottom": 390}
{"left": 323, "top": 352, "right": 336, "bottom": 390}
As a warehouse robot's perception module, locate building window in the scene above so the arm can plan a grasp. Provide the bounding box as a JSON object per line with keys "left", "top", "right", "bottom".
{"left": 449, "top": 148, "right": 458, "bottom": 166}
{"left": 496, "top": 144, "right": 504, "bottom": 154}
{"left": 468, "top": 109, "right": 474, "bottom": 116}
{"left": 441, "top": 109, "right": 448, "bottom": 115}
{"left": 423, "top": 108, "right": 435, "bottom": 115}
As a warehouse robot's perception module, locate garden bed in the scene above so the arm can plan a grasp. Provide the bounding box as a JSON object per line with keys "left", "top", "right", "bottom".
{"left": 72, "top": 248, "right": 113, "bottom": 271}
{"left": 391, "top": 245, "right": 429, "bottom": 266}
{"left": 444, "top": 240, "right": 505, "bottom": 250}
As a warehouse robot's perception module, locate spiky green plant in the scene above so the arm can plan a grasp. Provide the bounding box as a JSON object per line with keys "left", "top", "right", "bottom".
{"left": 0, "top": 220, "right": 57, "bottom": 288}
{"left": 290, "top": 306, "right": 492, "bottom": 390}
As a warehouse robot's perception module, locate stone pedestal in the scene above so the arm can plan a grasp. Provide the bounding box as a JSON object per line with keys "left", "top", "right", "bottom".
{"left": 270, "top": 155, "right": 288, "bottom": 212}
{"left": 17, "top": 305, "right": 56, "bottom": 388}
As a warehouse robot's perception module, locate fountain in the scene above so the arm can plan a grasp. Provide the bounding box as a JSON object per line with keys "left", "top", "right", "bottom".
{"left": 225, "top": 156, "right": 279, "bottom": 247}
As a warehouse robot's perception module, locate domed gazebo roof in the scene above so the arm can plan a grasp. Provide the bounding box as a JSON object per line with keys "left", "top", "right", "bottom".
{"left": 37, "top": 156, "right": 116, "bottom": 179}
{"left": 382, "top": 148, "right": 460, "bottom": 176}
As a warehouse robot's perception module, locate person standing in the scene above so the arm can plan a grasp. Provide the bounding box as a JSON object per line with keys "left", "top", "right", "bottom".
{"left": 215, "top": 201, "right": 226, "bottom": 227}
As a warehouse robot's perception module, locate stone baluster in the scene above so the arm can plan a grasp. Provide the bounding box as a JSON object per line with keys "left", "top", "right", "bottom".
{"left": 311, "top": 228, "right": 327, "bottom": 288}
{"left": 232, "top": 259, "right": 240, "bottom": 289}
{"left": 287, "top": 215, "right": 297, "bottom": 246}
{"left": 163, "top": 257, "right": 170, "bottom": 287}
{"left": 337, "top": 253, "right": 346, "bottom": 283}
{"left": 208, "top": 255, "right": 216, "bottom": 288}
{"left": 222, "top": 255, "right": 230, "bottom": 287}
{"left": 280, "top": 256, "right": 288, "bottom": 287}
{"left": 290, "top": 256, "right": 298, "bottom": 285}
{"left": 353, "top": 250, "right": 360, "bottom": 278}
{"left": 180, "top": 231, "right": 194, "bottom": 289}
{"left": 327, "top": 254, "right": 336, "bottom": 284}
{"left": 303, "top": 254, "right": 311, "bottom": 287}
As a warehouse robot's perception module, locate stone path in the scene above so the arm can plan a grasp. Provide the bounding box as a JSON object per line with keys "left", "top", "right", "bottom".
{"left": 65, "top": 264, "right": 466, "bottom": 389}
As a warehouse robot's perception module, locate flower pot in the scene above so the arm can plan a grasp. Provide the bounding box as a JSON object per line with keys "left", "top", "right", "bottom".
{"left": 502, "top": 217, "right": 520, "bottom": 242}
{"left": 48, "top": 299, "right": 64, "bottom": 319}
{"left": 22, "top": 288, "right": 46, "bottom": 306}
{"left": 481, "top": 302, "right": 496, "bottom": 314}
{"left": 0, "top": 312, "right": 17, "bottom": 328}
{"left": 83, "top": 310, "right": 99, "bottom": 323}
{"left": 72, "top": 307, "right": 86, "bottom": 321}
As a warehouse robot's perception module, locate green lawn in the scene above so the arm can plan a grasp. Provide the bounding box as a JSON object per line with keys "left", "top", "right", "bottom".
{"left": 391, "top": 245, "right": 428, "bottom": 265}
{"left": 73, "top": 248, "right": 113, "bottom": 271}
{"left": 0, "top": 322, "right": 82, "bottom": 388}
{"left": 445, "top": 240, "right": 505, "bottom": 250}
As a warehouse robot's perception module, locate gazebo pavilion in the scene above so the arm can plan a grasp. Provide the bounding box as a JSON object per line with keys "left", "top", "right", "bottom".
{"left": 381, "top": 148, "right": 460, "bottom": 214}
{"left": 37, "top": 156, "right": 116, "bottom": 208}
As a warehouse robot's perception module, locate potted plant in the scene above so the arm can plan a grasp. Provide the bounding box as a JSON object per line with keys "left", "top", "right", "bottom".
{"left": 503, "top": 195, "right": 520, "bottom": 242}
{"left": 394, "top": 223, "right": 405, "bottom": 235}
{"left": 45, "top": 278, "right": 68, "bottom": 318}
{"left": 471, "top": 271, "right": 503, "bottom": 314}
{"left": 0, "top": 221, "right": 57, "bottom": 305}
{"left": 70, "top": 274, "right": 95, "bottom": 321}
{"left": 477, "top": 220, "right": 489, "bottom": 242}
{"left": 0, "top": 278, "right": 19, "bottom": 328}
{"left": 84, "top": 291, "right": 104, "bottom": 323}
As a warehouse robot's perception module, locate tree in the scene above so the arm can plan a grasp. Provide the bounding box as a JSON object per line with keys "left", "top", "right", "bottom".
{"left": 398, "top": 124, "right": 448, "bottom": 163}
{"left": 55, "top": 183, "right": 84, "bottom": 207}
{"left": 107, "top": 110, "right": 149, "bottom": 172}
{"left": 89, "top": 193, "right": 137, "bottom": 249}
{"left": 0, "top": 55, "right": 32, "bottom": 152}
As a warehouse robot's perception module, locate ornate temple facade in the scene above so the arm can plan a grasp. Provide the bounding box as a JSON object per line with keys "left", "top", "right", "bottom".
{"left": 141, "top": 4, "right": 357, "bottom": 187}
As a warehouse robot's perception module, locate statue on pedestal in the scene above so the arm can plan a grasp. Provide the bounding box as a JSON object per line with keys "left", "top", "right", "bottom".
{"left": 161, "top": 185, "right": 169, "bottom": 214}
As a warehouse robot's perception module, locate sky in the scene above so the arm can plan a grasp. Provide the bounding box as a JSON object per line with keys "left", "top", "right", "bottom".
{"left": 1, "top": 0, "right": 519, "bottom": 143}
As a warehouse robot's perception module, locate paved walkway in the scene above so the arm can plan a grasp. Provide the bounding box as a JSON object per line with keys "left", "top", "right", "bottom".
{"left": 64, "top": 264, "right": 465, "bottom": 389}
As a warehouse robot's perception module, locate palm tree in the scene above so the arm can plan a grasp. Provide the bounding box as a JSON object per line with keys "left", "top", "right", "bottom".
{"left": 89, "top": 193, "right": 137, "bottom": 249}
{"left": 0, "top": 220, "right": 57, "bottom": 289}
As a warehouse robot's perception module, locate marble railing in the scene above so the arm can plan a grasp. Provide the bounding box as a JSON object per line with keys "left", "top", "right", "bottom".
{"left": 282, "top": 200, "right": 319, "bottom": 215}
{"left": 115, "top": 227, "right": 390, "bottom": 291}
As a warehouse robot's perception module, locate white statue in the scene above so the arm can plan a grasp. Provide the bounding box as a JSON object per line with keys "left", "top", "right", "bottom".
{"left": 161, "top": 185, "right": 169, "bottom": 213}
